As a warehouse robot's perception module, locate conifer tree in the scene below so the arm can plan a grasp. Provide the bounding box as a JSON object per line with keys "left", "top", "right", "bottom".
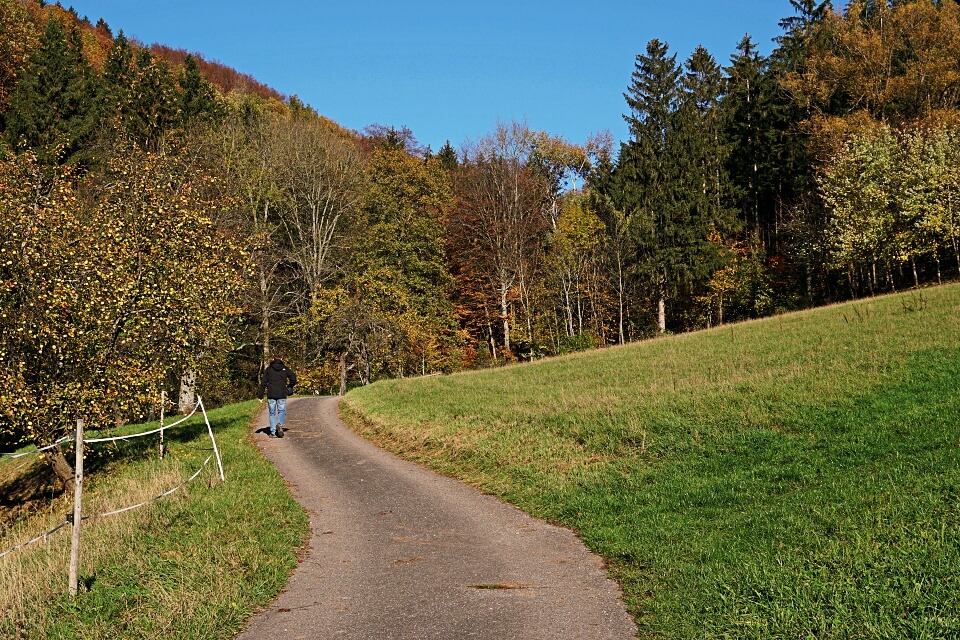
{"left": 129, "top": 48, "right": 180, "bottom": 150}
{"left": 724, "top": 35, "right": 778, "bottom": 243}
{"left": 681, "top": 45, "right": 730, "bottom": 229}
{"left": 436, "top": 140, "right": 458, "bottom": 171}
{"left": 619, "top": 40, "right": 681, "bottom": 332}
{"left": 677, "top": 46, "right": 738, "bottom": 325}
{"left": 98, "top": 30, "right": 135, "bottom": 132}
{"left": 179, "top": 54, "right": 221, "bottom": 125}
{"left": 4, "top": 18, "right": 97, "bottom": 166}
{"left": 620, "top": 39, "right": 727, "bottom": 333}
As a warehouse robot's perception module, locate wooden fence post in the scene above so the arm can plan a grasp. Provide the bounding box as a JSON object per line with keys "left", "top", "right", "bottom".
{"left": 68, "top": 418, "right": 84, "bottom": 597}
{"left": 159, "top": 390, "right": 166, "bottom": 460}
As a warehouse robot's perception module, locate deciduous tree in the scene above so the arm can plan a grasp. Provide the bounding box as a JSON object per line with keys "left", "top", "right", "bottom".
{"left": 0, "top": 147, "right": 243, "bottom": 488}
{"left": 448, "top": 122, "right": 550, "bottom": 358}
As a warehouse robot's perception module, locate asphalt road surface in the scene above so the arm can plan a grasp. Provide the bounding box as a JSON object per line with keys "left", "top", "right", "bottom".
{"left": 236, "top": 396, "right": 637, "bottom": 640}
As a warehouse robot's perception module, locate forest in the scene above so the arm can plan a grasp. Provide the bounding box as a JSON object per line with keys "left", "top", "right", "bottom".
{"left": 2, "top": 0, "right": 960, "bottom": 470}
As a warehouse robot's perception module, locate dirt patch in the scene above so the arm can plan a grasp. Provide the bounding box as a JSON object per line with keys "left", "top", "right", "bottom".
{"left": 0, "top": 457, "right": 63, "bottom": 531}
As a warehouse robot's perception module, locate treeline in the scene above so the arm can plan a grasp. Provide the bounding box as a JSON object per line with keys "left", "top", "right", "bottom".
{"left": 3, "top": 0, "right": 960, "bottom": 472}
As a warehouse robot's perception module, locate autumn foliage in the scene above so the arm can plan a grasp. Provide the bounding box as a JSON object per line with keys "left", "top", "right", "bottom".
{"left": 3, "top": 0, "right": 960, "bottom": 459}
{"left": 0, "top": 146, "right": 243, "bottom": 478}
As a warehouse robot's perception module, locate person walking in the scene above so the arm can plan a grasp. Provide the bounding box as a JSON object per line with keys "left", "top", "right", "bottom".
{"left": 258, "top": 355, "right": 297, "bottom": 438}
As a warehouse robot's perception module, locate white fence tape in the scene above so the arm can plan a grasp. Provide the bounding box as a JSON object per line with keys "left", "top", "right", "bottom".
{"left": 1, "top": 399, "right": 201, "bottom": 455}
{"left": 0, "top": 396, "right": 221, "bottom": 562}
{"left": 85, "top": 400, "right": 201, "bottom": 445}
{"left": 0, "top": 521, "right": 71, "bottom": 560}
{"left": 0, "top": 454, "right": 214, "bottom": 560}
{"left": 86, "top": 455, "right": 212, "bottom": 520}
{"left": 1, "top": 437, "right": 70, "bottom": 460}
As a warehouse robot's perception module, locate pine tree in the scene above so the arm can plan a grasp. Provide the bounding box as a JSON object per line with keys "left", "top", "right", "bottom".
{"left": 179, "top": 54, "right": 221, "bottom": 125}
{"left": 4, "top": 18, "right": 97, "bottom": 166}
{"left": 129, "top": 48, "right": 180, "bottom": 150}
{"left": 618, "top": 39, "right": 688, "bottom": 332}
{"left": 723, "top": 35, "right": 778, "bottom": 244}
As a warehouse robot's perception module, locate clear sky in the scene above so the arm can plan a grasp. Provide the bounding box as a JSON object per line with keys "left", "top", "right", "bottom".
{"left": 67, "top": 1, "right": 798, "bottom": 152}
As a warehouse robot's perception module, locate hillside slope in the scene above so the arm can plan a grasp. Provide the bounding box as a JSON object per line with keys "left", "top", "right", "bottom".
{"left": 343, "top": 283, "right": 960, "bottom": 639}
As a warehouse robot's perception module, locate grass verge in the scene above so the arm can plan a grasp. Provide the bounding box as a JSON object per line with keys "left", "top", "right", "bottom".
{"left": 0, "top": 400, "right": 309, "bottom": 639}
{"left": 343, "top": 284, "right": 960, "bottom": 639}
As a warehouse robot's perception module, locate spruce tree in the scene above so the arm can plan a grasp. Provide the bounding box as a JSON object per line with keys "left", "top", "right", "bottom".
{"left": 436, "top": 140, "right": 458, "bottom": 171}
{"left": 98, "top": 30, "right": 135, "bottom": 136}
{"left": 5, "top": 18, "right": 97, "bottom": 166}
{"left": 676, "top": 46, "right": 738, "bottom": 324}
{"left": 179, "top": 54, "right": 221, "bottom": 125}
{"left": 723, "top": 35, "right": 778, "bottom": 244}
{"left": 619, "top": 39, "right": 694, "bottom": 332}
{"left": 129, "top": 48, "right": 180, "bottom": 150}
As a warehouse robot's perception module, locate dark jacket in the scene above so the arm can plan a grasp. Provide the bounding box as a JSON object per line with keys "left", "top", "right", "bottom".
{"left": 259, "top": 359, "right": 297, "bottom": 399}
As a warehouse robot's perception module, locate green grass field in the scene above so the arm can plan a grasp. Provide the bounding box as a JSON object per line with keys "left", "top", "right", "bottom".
{"left": 343, "top": 284, "right": 960, "bottom": 639}
{"left": 0, "top": 401, "right": 308, "bottom": 639}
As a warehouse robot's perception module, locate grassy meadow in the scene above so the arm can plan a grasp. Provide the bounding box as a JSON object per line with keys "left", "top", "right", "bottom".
{"left": 0, "top": 401, "right": 308, "bottom": 639}
{"left": 343, "top": 284, "right": 960, "bottom": 639}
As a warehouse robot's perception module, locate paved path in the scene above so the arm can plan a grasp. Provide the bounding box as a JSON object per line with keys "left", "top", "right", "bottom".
{"left": 236, "top": 396, "right": 637, "bottom": 640}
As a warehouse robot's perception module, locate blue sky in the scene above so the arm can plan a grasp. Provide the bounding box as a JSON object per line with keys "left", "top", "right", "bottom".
{"left": 68, "top": 1, "right": 797, "bottom": 152}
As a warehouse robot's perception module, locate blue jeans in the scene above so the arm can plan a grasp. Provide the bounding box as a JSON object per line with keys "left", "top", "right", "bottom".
{"left": 267, "top": 398, "right": 286, "bottom": 434}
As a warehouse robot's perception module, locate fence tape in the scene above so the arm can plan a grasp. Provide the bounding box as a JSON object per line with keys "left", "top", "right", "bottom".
{"left": 1, "top": 437, "right": 70, "bottom": 460}
{"left": 84, "top": 400, "right": 201, "bottom": 444}
{"left": 0, "top": 520, "right": 71, "bottom": 560}
{"left": 0, "top": 454, "right": 213, "bottom": 560}
{"left": 1, "top": 399, "right": 201, "bottom": 456}
{"left": 87, "top": 455, "right": 212, "bottom": 520}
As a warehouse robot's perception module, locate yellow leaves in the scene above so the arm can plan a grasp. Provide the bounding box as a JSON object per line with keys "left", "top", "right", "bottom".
{"left": 1, "top": 147, "right": 244, "bottom": 444}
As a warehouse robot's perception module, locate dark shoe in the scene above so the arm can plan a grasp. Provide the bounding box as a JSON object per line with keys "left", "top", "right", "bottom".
{"left": 268, "top": 431, "right": 276, "bottom": 438}
{"left": 276, "top": 427, "right": 284, "bottom": 438}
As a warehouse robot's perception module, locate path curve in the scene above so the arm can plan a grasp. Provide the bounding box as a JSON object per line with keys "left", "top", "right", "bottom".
{"left": 236, "top": 396, "right": 637, "bottom": 640}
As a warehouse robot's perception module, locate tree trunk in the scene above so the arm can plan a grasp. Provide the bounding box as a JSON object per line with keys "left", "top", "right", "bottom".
{"left": 952, "top": 234, "right": 960, "bottom": 275}
{"left": 483, "top": 301, "right": 497, "bottom": 360}
{"left": 48, "top": 446, "right": 75, "bottom": 493}
{"left": 339, "top": 352, "right": 348, "bottom": 396}
{"left": 657, "top": 272, "right": 667, "bottom": 334}
{"left": 179, "top": 368, "right": 196, "bottom": 414}
{"left": 261, "top": 318, "right": 271, "bottom": 365}
{"left": 563, "top": 279, "right": 574, "bottom": 337}
{"left": 618, "top": 257, "right": 626, "bottom": 345}
{"left": 500, "top": 284, "right": 511, "bottom": 355}
{"left": 575, "top": 277, "right": 584, "bottom": 335}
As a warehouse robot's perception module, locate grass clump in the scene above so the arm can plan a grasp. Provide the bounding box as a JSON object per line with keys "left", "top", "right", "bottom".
{"left": 343, "top": 284, "right": 960, "bottom": 639}
{"left": 0, "top": 400, "right": 308, "bottom": 639}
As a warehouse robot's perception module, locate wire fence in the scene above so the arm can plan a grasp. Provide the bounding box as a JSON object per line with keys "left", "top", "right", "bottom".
{"left": 0, "top": 397, "right": 223, "bottom": 566}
